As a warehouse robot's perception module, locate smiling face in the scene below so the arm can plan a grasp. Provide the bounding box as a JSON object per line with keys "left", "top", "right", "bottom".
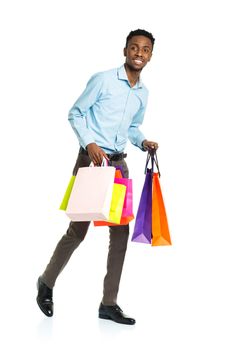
{"left": 124, "top": 35, "right": 153, "bottom": 72}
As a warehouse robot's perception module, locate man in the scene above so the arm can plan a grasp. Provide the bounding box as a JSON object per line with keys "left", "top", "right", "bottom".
{"left": 37, "top": 29, "right": 158, "bottom": 325}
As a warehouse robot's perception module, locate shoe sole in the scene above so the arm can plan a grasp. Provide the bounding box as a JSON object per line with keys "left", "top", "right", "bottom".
{"left": 99, "top": 313, "right": 135, "bottom": 325}
{"left": 99, "top": 314, "right": 111, "bottom": 320}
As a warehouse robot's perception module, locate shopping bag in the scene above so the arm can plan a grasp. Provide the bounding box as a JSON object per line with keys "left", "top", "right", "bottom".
{"left": 115, "top": 169, "right": 123, "bottom": 178}
{"left": 114, "top": 178, "right": 133, "bottom": 217}
{"left": 107, "top": 183, "right": 127, "bottom": 224}
{"left": 131, "top": 169, "right": 152, "bottom": 243}
{"left": 59, "top": 175, "right": 76, "bottom": 210}
{"left": 115, "top": 165, "right": 125, "bottom": 178}
{"left": 131, "top": 150, "right": 171, "bottom": 246}
{"left": 151, "top": 173, "right": 171, "bottom": 246}
{"left": 66, "top": 166, "right": 115, "bottom": 221}
{"left": 94, "top": 215, "right": 134, "bottom": 227}
{"left": 94, "top": 171, "right": 134, "bottom": 226}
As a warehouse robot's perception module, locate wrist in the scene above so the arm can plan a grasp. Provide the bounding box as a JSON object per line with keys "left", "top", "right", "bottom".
{"left": 142, "top": 139, "right": 148, "bottom": 151}
{"left": 86, "top": 142, "right": 96, "bottom": 150}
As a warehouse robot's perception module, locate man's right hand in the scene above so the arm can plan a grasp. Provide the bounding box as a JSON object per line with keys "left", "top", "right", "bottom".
{"left": 86, "top": 143, "right": 109, "bottom": 166}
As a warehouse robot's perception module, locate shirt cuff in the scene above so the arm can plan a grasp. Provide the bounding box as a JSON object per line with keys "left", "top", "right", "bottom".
{"left": 82, "top": 135, "right": 96, "bottom": 150}
{"left": 137, "top": 134, "right": 147, "bottom": 151}
{"left": 141, "top": 140, "right": 147, "bottom": 152}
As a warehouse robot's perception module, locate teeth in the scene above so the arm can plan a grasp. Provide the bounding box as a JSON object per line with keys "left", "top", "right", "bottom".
{"left": 134, "top": 60, "right": 143, "bottom": 64}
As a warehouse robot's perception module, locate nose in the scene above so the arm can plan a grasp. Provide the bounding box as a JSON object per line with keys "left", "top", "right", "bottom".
{"left": 135, "top": 48, "right": 143, "bottom": 57}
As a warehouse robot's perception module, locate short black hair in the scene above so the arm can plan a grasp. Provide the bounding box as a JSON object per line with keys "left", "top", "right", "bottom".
{"left": 126, "top": 29, "right": 155, "bottom": 49}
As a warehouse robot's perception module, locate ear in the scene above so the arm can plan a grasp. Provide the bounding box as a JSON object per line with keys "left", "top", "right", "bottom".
{"left": 123, "top": 47, "right": 127, "bottom": 57}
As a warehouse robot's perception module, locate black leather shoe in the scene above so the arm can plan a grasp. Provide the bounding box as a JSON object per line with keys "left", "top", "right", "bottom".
{"left": 99, "top": 303, "right": 135, "bottom": 325}
{"left": 36, "top": 277, "right": 53, "bottom": 317}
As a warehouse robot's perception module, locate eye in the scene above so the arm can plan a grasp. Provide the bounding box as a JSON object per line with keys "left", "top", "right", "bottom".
{"left": 143, "top": 48, "right": 150, "bottom": 54}
{"left": 130, "top": 45, "right": 138, "bottom": 51}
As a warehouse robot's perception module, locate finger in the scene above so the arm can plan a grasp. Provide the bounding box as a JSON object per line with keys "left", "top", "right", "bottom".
{"left": 88, "top": 151, "right": 95, "bottom": 163}
{"left": 151, "top": 143, "right": 158, "bottom": 149}
{"left": 103, "top": 152, "right": 109, "bottom": 161}
{"left": 93, "top": 154, "right": 100, "bottom": 166}
{"left": 97, "top": 153, "right": 103, "bottom": 165}
{"left": 92, "top": 157, "right": 98, "bottom": 166}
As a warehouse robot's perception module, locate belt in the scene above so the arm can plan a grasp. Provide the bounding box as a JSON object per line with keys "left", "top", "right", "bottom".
{"left": 79, "top": 147, "right": 127, "bottom": 161}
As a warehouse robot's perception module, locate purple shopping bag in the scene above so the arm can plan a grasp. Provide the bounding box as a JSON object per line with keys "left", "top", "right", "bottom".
{"left": 131, "top": 169, "right": 152, "bottom": 243}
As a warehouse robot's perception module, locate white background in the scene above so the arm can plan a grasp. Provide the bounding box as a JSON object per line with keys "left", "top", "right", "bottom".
{"left": 0, "top": 0, "right": 226, "bottom": 349}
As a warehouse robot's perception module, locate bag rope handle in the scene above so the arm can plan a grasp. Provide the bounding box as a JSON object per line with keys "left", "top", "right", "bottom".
{"left": 144, "top": 149, "right": 161, "bottom": 177}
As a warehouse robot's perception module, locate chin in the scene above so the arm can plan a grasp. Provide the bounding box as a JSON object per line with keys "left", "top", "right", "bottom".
{"left": 133, "top": 66, "right": 143, "bottom": 72}
{"left": 127, "top": 62, "right": 143, "bottom": 72}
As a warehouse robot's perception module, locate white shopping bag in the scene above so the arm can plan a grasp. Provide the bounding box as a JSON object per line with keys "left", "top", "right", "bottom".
{"left": 66, "top": 166, "right": 115, "bottom": 221}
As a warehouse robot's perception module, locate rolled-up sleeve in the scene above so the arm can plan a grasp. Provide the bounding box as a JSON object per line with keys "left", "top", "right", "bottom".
{"left": 68, "top": 73, "right": 103, "bottom": 149}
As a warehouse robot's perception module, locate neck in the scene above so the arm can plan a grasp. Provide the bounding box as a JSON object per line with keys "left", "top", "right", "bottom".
{"left": 124, "top": 63, "right": 141, "bottom": 87}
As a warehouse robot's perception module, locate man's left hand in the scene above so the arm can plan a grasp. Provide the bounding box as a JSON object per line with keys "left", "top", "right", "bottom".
{"left": 142, "top": 139, "right": 159, "bottom": 151}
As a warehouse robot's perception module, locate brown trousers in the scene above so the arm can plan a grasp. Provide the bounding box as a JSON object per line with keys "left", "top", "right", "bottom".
{"left": 41, "top": 150, "right": 130, "bottom": 305}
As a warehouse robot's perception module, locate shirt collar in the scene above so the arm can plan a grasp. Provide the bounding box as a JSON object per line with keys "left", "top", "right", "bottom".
{"left": 117, "top": 64, "right": 143, "bottom": 89}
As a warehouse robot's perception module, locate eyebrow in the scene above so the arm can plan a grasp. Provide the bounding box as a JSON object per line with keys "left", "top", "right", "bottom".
{"left": 129, "top": 42, "right": 152, "bottom": 49}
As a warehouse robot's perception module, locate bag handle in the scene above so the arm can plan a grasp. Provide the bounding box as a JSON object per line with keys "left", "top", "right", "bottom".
{"left": 90, "top": 157, "right": 109, "bottom": 167}
{"left": 144, "top": 149, "right": 161, "bottom": 176}
{"left": 102, "top": 157, "right": 109, "bottom": 166}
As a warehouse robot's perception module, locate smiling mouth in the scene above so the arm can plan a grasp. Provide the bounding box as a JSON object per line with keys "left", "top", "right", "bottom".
{"left": 133, "top": 59, "right": 143, "bottom": 65}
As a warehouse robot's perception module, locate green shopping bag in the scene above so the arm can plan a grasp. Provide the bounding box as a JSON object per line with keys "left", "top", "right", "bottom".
{"left": 59, "top": 176, "right": 76, "bottom": 210}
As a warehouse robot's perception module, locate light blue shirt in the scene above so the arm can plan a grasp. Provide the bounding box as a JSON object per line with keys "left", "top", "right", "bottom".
{"left": 68, "top": 64, "right": 149, "bottom": 153}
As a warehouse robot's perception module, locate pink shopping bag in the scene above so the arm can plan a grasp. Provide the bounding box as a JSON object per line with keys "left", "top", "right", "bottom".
{"left": 114, "top": 178, "right": 133, "bottom": 217}
{"left": 66, "top": 166, "right": 115, "bottom": 221}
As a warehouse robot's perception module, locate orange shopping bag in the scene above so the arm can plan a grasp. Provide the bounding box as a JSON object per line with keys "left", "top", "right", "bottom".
{"left": 151, "top": 172, "right": 171, "bottom": 246}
